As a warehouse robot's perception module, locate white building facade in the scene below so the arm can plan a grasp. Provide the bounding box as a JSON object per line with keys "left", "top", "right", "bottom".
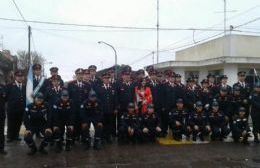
{"left": 152, "top": 34, "right": 260, "bottom": 86}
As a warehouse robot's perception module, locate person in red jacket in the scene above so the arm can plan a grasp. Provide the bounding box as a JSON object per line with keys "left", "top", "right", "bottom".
{"left": 134, "top": 78, "right": 152, "bottom": 114}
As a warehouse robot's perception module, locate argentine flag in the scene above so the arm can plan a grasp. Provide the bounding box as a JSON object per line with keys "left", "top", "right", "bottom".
{"left": 26, "top": 65, "right": 34, "bottom": 106}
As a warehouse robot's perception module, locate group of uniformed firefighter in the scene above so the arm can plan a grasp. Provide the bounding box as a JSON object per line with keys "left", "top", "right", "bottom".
{"left": 0, "top": 63, "right": 260, "bottom": 156}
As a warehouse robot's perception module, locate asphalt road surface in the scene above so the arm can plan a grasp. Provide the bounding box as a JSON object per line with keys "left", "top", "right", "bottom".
{"left": 1, "top": 140, "right": 260, "bottom": 168}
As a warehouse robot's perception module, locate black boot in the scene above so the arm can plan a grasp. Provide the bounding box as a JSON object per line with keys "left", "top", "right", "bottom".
{"left": 83, "top": 138, "right": 91, "bottom": 150}
{"left": 27, "top": 144, "right": 37, "bottom": 156}
{"left": 0, "top": 149, "right": 7, "bottom": 155}
{"left": 199, "top": 134, "right": 204, "bottom": 142}
{"left": 39, "top": 144, "right": 48, "bottom": 155}
{"left": 65, "top": 140, "right": 72, "bottom": 151}
{"left": 94, "top": 138, "right": 102, "bottom": 150}
{"left": 55, "top": 141, "right": 63, "bottom": 153}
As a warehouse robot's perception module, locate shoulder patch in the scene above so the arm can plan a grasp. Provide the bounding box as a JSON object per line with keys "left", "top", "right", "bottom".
{"left": 25, "top": 107, "right": 29, "bottom": 112}
{"left": 53, "top": 105, "right": 57, "bottom": 109}
{"left": 80, "top": 104, "right": 84, "bottom": 109}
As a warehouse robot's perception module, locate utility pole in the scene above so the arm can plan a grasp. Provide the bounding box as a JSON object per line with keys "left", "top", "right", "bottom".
{"left": 156, "top": 0, "right": 160, "bottom": 63}
{"left": 152, "top": 51, "right": 155, "bottom": 65}
{"left": 224, "top": 0, "right": 227, "bottom": 36}
{"left": 28, "top": 26, "right": 31, "bottom": 66}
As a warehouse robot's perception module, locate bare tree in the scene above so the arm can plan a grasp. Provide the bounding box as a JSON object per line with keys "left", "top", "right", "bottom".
{"left": 16, "top": 50, "right": 45, "bottom": 71}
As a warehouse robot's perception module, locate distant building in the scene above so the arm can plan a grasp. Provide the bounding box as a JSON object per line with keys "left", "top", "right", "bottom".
{"left": 0, "top": 50, "right": 17, "bottom": 84}
{"left": 151, "top": 34, "right": 260, "bottom": 85}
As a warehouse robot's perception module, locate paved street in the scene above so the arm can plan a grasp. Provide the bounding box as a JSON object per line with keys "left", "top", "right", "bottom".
{"left": 1, "top": 140, "right": 260, "bottom": 168}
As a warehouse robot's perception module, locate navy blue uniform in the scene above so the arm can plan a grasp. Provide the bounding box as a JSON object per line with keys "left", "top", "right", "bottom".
{"left": 208, "top": 110, "right": 229, "bottom": 140}
{"left": 24, "top": 103, "right": 52, "bottom": 150}
{"left": 188, "top": 110, "right": 210, "bottom": 141}
{"left": 233, "top": 82, "right": 251, "bottom": 116}
{"left": 250, "top": 92, "right": 260, "bottom": 138}
{"left": 168, "top": 108, "right": 189, "bottom": 140}
{"left": 184, "top": 87, "right": 200, "bottom": 112}
{"left": 67, "top": 80, "right": 92, "bottom": 139}
{"left": 6, "top": 82, "right": 26, "bottom": 140}
{"left": 116, "top": 81, "right": 135, "bottom": 114}
{"left": 44, "top": 86, "right": 63, "bottom": 107}
{"left": 96, "top": 84, "right": 117, "bottom": 141}
{"left": 119, "top": 113, "right": 142, "bottom": 143}
{"left": 80, "top": 99, "right": 103, "bottom": 145}
{"left": 52, "top": 99, "right": 75, "bottom": 148}
{"left": 142, "top": 113, "right": 161, "bottom": 141}
{"left": 232, "top": 116, "right": 250, "bottom": 143}
{"left": 215, "top": 94, "right": 232, "bottom": 120}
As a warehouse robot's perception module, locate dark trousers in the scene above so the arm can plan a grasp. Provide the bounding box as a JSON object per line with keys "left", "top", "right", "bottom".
{"left": 7, "top": 110, "right": 23, "bottom": 140}
{"left": 81, "top": 120, "right": 103, "bottom": 143}
{"left": 24, "top": 128, "right": 51, "bottom": 148}
{"left": 160, "top": 109, "right": 168, "bottom": 136}
{"left": 0, "top": 117, "right": 4, "bottom": 149}
{"left": 211, "top": 126, "right": 229, "bottom": 140}
{"left": 103, "top": 113, "right": 115, "bottom": 140}
{"left": 73, "top": 108, "right": 81, "bottom": 140}
{"left": 170, "top": 124, "right": 187, "bottom": 140}
{"left": 251, "top": 111, "right": 260, "bottom": 135}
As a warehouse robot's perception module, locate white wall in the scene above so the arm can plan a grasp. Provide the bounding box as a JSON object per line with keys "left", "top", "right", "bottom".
{"left": 223, "top": 64, "right": 238, "bottom": 86}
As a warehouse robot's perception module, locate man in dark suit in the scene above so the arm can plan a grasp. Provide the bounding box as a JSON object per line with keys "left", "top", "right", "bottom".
{"left": 67, "top": 68, "right": 92, "bottom": 141}
{"left": 32, "top": 64, "right": 47, "bottom": 93}
{"left": 6, "top": 70, "right": 26, "bottom": 142}
{"left": 96, "top": 72, "right": 117, "bottom": 143}
{"left": 116, "top": 70, "right": 135, "bottom": 116}
{"left": 45, "top": 67, "right": 64, "bottom": 88}
{"left": 233, "top": 71, "right": 251, "bottom": 116}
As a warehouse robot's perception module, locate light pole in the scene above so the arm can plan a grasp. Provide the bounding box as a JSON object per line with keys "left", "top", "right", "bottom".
{"left": 98, "top": 41, "right": 118, "bottom": 80}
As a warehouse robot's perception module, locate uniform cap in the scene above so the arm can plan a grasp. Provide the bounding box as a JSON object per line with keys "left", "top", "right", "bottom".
{"left": 176, "top": 98, "right": 184, "bottom": 104}
{"left": 88, "top": 65, "right": 97, "bottom": 70}
{"left": 15, "top": 70, "right": 24, "bottom": 76}
{"left": 128, "top": 102, "right": 135, "bottom": 108}
{"left": 220, "top": 75, "right": 228, "bottom": 80}
{"left": 237, "top": 71, "right": 246, "bottom": 76}
{"left": 136, "top": 69, "right": 145, "bottom": 75}
{"left": 32, "top": 64, "right": 42, "bottom": 70}
{"left": 75, "top": 68, "right": 84, "bottom": 74}
{"left": 239, "top": 107, "right": 246, "bottom": 112}
{"left": 196, "top": 101, "right": 203, "bottom": 107}
{"left": 61, "top": 90, "right": 69, "bottom": 97}
{"left": 50, "top": 67, "right": 58, "bottom": 72}
{"left": 89, "top": 90, "right": 97, "bottom": 97}
{"left": 35, "top": 92, "right": 44, "bottom": 99}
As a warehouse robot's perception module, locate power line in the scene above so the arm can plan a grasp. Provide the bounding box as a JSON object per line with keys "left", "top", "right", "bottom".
{"left": 35, "top": 29, "right": 152, "bottom": 52}
{"left": 0, "top": 17, "right": 225, "bottom": 32}
{"left": 160, "top": 4, "right": 260, "bottom": 51}
{"left": 130, "top": 52, "right": 153, "bottom": 65}
{"left": 233, "top": 17, "right": 260, "bottom": 29}
{"left": 11, "top": 0, "right": 28, "bottom": 26}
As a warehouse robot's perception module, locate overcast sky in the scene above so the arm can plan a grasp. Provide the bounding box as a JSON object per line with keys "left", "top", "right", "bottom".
{"left": 0, "top": 0, "right": 259, "bottom": 80}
